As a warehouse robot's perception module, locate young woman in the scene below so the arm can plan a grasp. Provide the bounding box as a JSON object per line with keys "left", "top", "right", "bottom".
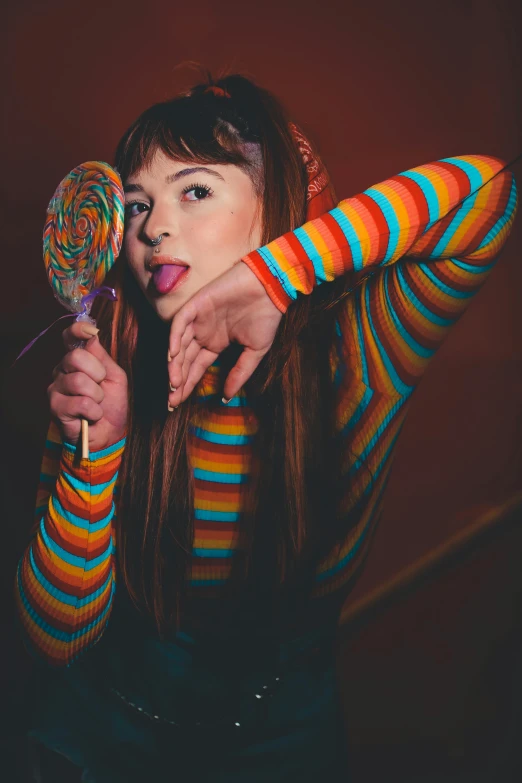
{"left": 15, "top": 74, "right": 518, "bottom": 782}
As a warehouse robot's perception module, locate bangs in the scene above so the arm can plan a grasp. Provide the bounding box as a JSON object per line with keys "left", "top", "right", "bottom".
{"left": 115, "top": 96, "right": 260, "bottom": 184}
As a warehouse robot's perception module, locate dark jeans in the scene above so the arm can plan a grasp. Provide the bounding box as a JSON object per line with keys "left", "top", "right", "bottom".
{"left": 28, "top": 632, "right": 349, "bottom": 782}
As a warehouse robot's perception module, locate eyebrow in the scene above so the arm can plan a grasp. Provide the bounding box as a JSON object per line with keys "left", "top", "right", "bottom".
{"left": 124, "top": 166, "right": 225, "bottom": 194}
{"left": 166, "top": 166, "right": 226, "bottom": 184}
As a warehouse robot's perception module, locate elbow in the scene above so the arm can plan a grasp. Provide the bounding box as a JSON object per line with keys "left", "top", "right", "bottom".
{"left": 15, "top": 611, "right": 109, "bottom": 669}
{"left": 14, "top": 566, "right": 113, "bottom": 669}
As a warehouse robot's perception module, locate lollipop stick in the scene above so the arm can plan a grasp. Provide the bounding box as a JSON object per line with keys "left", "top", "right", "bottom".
{"left": 81, "top": 419, "right": 89, "bottom": 460}
{"left": 72, "top": 319, "right": 96, "bottom": 461}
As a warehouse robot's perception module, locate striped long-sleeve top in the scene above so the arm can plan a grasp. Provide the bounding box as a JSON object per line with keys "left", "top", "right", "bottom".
{"left": 15, "top": 154, "right": 518, "bottom": 667}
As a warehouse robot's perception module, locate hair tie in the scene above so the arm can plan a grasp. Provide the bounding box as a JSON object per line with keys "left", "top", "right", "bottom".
{"left": 204, "top": 85, "right": 231, "bottom": 98}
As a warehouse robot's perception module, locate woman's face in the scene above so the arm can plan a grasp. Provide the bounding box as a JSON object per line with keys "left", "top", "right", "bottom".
{"left": 123, "top": 149, "right": 263, "bottom": 322}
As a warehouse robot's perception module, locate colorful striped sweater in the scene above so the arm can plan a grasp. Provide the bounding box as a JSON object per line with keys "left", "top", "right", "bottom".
{"left": 15, "top": 154, "right": 518, "bottom": 667}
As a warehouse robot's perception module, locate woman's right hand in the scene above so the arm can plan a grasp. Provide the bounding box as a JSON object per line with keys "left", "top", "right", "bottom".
{"left": 48, "top": 321, "right": 129, "bottom": 452}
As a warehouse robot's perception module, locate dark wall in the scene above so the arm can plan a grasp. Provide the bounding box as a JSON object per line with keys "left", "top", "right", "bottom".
{"left": 3, "top": 0, "right": 521, "bottom": 778}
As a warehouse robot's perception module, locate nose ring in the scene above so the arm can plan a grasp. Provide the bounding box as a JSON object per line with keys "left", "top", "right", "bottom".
{"left": 150, "top": 234, "right": 163, "bottom": 247}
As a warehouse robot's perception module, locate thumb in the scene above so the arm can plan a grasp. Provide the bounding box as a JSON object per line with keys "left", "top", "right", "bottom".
{"left": 84, "top": 335, "right": 125, "bottom": 382}
{"left": 222, "top": 348, "right": 266, "bottom": 402}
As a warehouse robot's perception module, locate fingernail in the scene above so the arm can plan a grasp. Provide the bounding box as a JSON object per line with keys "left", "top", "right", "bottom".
{"left": 222, "top": 397, "right": 231, "bottom": 405}
{"left": 169, "top": 383, "right": 177, "bottom": 392}
{"left": 168, "top": 350, "right": 172, "bottom": 362}
{"left": 168, "top": 404, "right": 174, "bottom": 412}
{"left": 83, "top": 325, "right": 99, "bottom": 337}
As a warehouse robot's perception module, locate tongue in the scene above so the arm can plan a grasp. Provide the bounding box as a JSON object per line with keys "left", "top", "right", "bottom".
{"left": 153, "top": 264, "right": 186, "bottom": 293}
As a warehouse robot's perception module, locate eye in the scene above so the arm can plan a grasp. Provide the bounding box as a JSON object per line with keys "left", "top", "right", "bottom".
{"left": 181, "top": 183, "right": 214, "bottom": 202}
{"left": 125, "top": 200, "right": 150, "bottom": 218}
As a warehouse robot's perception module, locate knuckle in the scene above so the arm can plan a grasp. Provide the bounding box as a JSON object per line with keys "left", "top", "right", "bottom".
{"left": 78, "top": 396, "right": 91, "bottom": 413}
{"left": 70, "top": 373, "right": 86, "bottom": 394}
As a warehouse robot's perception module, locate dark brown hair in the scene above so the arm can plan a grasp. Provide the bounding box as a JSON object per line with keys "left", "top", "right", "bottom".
{"left": 93, "top": 73, "right": 369, "bottom": 637}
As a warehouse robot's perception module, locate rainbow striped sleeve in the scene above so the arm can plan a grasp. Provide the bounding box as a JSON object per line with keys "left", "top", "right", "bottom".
{"left": 242, "top": 155, "right": 518, "bottom": 315}
{"left": 14, "top": 420, "right": 126, "bottom": 667}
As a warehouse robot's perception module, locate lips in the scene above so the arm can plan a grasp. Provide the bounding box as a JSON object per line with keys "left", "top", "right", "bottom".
{"left": 150, "top": 255, "right": 190, "bottom": 295}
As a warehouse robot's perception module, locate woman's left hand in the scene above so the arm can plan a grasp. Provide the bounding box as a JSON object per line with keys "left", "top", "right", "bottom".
{"left": 167, "top": 261, "right": 283, "bottom": 405}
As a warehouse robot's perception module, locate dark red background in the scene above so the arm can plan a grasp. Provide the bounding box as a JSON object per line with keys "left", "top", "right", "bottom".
{"left": 2, "top": 0, "right": 522, "bottom": 779}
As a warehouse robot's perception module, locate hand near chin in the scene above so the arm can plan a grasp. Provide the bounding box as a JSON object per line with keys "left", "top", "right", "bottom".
{"left": 167, "top": 261, "right": 283, "bottom": 405}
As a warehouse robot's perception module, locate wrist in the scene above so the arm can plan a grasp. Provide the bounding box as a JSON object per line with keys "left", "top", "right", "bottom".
{"left": 62, "top": 434, "right": 127, "bottom": 464}
{"left": 241, "top": 253, "right": 292, "bottom": 314}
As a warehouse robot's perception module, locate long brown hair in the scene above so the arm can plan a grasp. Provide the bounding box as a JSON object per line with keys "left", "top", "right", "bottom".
{"left": 93, "top": 73, "right": 368, "bottom": 637}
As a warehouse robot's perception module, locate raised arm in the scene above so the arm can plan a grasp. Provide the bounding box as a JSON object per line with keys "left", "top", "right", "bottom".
{"left": 242, "top": 155, "right": 518, "bottom": 394}
{"left": 243, "top": 155, "right": 517, "bottom": 310}
{"left": 14, "top": 419, "right": 125, "bottom": 667}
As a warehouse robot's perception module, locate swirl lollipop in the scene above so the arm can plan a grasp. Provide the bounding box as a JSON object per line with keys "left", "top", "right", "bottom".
{"left": 44, "top": 161, "right": 124, "bottom": 311}
{"left": 43, "top": 161, "right": 125, "bottom": 457}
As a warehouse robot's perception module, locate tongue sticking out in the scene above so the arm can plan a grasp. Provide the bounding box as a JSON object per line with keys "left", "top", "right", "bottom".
{"left": 152, "top": 264, "right": 187, "bottom": 294}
